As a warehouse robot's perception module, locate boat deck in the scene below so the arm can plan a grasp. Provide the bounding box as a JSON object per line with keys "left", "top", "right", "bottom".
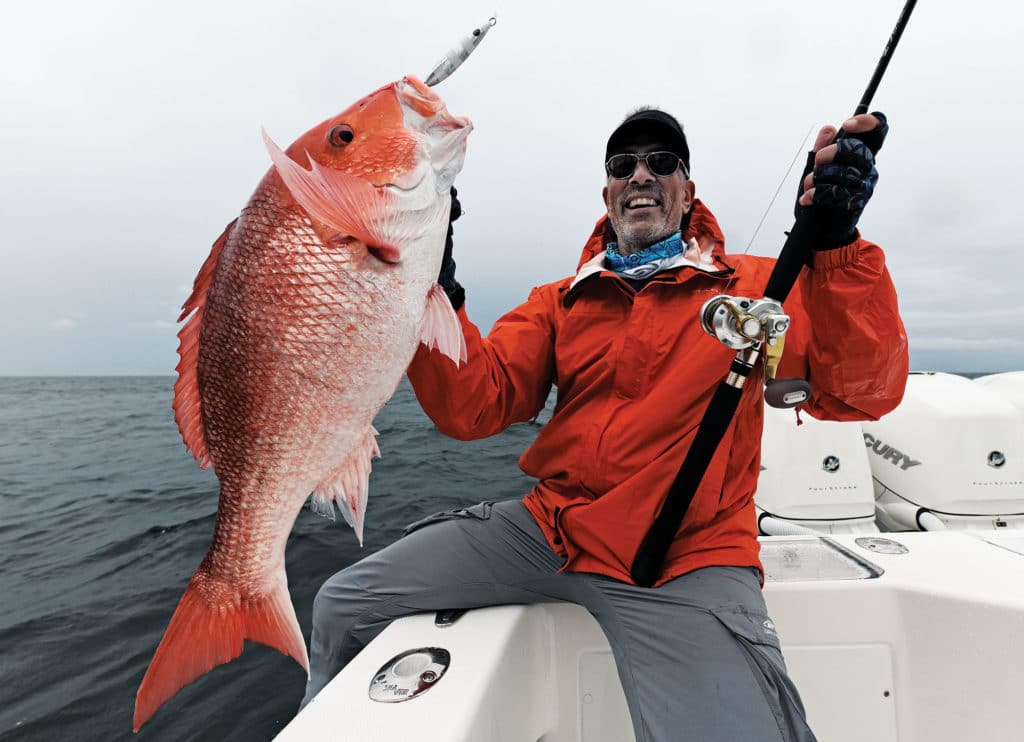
{"left": 277, "top": 531, "right": 1024, "bottom": 741}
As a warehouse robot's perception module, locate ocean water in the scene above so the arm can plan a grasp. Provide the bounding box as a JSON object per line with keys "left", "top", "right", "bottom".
{"left": 0, "top": 376, "right": 548, "bottom": 741}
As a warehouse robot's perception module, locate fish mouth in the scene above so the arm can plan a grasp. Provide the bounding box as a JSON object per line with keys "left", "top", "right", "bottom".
{"left": 397, "top": 76, "right": 446, "bottom": 118}
{"left": 378, "top": 174, "right": 426, "bottom": 194}
{"left": 397, "top": 76, "right": 472, "bottom": 193}
{"left": 397, "top": 76, "right": 473, "bottom": 137}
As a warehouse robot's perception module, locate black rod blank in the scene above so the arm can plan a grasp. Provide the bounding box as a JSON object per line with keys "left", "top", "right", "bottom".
{"left": 854, "top": 0, "right": 918, "bottom": 115}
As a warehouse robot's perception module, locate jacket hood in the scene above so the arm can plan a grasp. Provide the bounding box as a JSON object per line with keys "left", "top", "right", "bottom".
{"left": 576, "top": 198, "right": 726, "bottom": 271}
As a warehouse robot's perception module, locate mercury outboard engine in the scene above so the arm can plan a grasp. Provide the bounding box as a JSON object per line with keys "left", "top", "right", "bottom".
{"left": 755, "top": 404, "right": 878, "bottom": 535}
{"left": 865, "top": 372, "right": 1024, "bottom": 532}
{"left": 975, "top": 371, "right": 1024, "bottom": 417}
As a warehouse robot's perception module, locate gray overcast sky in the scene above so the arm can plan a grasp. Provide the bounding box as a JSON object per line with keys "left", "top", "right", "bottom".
{"left": 1, "top": 0, "right": 1022, "bottom": 375}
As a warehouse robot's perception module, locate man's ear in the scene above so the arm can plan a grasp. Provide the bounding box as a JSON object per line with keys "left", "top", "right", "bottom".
{"left": 602, "top": 185, "right": 610, "bottom": 211}
{"left": 684, "top": 179, "right": 696, "bottom": 210}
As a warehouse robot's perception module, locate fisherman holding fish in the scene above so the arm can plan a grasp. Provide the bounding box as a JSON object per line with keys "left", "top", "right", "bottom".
{"left": 304, "top": 109, "right": 907, "bottom": 741}
{"left": 128, "top": 13, "right": 910, "bottom": 736}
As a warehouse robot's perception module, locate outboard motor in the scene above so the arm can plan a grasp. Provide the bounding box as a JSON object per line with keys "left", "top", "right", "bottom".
{"left": 865, "top": 372, "right": 1024, "bottom": 532}
{"left": 974, "top": 371, "right": 1024, "bottom": 417}
{"left": 755, "top": 404, "right": 878, "bottom": 535}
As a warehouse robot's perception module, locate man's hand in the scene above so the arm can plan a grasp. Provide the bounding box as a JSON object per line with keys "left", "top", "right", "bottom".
{"left": 438, "top": 187, "right": 465, "bottom": 310}
{"left": 796, "top": 112, "right": 888, "bottom": 249}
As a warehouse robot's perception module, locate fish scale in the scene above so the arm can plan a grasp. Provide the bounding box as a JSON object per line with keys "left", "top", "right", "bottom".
{"left": 133, "top": 75, "right": 471, "bottom": 732}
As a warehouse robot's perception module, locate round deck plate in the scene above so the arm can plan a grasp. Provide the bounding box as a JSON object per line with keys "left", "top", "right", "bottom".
{"left": 368, "top": 647, "right": 451, "bottom": 703}
{"left": 855, "top": 537, "right": 909, "bottom": 555}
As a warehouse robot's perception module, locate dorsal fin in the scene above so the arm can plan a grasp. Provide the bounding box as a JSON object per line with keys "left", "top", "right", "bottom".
{"left": 173, "top": 219, "right": 236, "bottom": 469}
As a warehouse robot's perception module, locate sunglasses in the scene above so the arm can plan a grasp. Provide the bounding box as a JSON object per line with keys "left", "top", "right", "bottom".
{"left": 605, "top": 151, "right": 689, "bottom": 180}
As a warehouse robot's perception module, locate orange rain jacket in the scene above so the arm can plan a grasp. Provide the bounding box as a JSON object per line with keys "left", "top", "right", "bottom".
{"left": 407, "top": 200, "right": 908, "bottom": 586}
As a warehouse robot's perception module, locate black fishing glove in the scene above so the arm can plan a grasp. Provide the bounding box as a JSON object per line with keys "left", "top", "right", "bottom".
{"left": 438, "top": 186, "right": 465, "bottom": 310}
{"left": 796, "top": 112, "right": 888, "bottom": 250}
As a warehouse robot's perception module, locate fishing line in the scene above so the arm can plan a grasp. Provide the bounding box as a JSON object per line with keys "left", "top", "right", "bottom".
{"left": 741, "top": 126, "right": 816, "bottom": 258}
{"left": 719, "top": 125, "right": 816, "bottom": 296}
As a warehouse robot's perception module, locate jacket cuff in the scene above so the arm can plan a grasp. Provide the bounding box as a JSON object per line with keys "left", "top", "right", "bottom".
{"left": 810, "top": 234, "right": 862, "bottom": 271}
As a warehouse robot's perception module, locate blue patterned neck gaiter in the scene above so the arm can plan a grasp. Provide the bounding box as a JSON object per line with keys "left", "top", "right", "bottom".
{"left": 605, "top": 231, "right": 685, "bottom": 279}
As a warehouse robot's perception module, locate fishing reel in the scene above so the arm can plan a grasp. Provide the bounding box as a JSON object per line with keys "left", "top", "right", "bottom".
{"left": 700, "top": 294, "right": 811, "bottom": 408}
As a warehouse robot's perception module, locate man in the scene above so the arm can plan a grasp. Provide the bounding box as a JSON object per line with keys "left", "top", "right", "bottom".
{"left": 303, "top": 108, "right": 908, "bottom": 741}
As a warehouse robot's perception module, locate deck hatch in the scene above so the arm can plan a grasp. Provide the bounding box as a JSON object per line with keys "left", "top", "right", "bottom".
{"left": 762, "top": 537, "right": 883, "bottom": 581}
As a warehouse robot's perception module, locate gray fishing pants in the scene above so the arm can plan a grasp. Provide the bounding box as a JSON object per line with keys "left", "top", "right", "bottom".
{"left": 303, "top": 499, "right": 816, "bottom": 742}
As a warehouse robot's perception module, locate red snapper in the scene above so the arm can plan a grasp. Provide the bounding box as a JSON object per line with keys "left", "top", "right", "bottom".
{"left": 133, "top": 75, "right": 471, "bottom": 731}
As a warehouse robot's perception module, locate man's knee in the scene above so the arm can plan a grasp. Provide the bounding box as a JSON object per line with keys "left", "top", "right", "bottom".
{"left": 312, "top": 562, "right": 376, "bottom": 629}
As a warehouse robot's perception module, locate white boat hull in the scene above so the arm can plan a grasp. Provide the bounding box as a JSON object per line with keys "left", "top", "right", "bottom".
{"left": 278, "top": 531, "right": 1024, "bottom": 741}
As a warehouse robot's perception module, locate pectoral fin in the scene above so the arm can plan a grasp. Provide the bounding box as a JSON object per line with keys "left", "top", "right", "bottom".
{"left": 264, "top": 131, "right": 448, "bottom": 262}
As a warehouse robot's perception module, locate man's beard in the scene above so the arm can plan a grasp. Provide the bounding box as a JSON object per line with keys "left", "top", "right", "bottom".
{"left": 612, "top": 184, "right": 676, "bottom": 255}
{"left": 614, "top": 220, "right": 674, "bottom": 255}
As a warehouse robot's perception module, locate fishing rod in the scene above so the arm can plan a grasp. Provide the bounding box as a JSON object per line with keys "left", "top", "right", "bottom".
{"left": 425, "top": 16, "right": 498, "bottom": 87}
{"left": 630, "top": 0, "right": 918, "bottom": 588}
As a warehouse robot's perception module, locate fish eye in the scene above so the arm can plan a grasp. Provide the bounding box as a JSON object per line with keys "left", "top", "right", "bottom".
{"left": 328, "top": 125, "right": 355, "bottom": 147}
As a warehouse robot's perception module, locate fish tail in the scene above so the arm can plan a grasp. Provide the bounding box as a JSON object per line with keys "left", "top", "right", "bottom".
{"left": 133, "top": 566, "right": 308, "bottom": 732}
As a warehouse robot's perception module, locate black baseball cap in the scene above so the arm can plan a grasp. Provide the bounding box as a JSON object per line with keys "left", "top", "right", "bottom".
{"left": 605, "top": 109, "right": 690, "bottom": 175}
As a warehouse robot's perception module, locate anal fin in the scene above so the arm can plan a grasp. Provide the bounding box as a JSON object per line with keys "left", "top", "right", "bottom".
{"left": 310, "top": 427, "right": 381, "bottom": 545}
